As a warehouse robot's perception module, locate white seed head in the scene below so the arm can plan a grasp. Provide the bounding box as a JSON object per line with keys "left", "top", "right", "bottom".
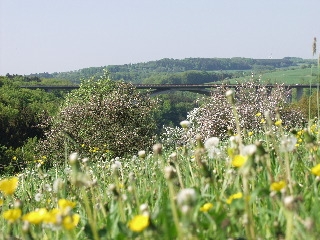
{"left": 242, "top": 144, "right": 257, "bottom": 156}
{"left": 180, "top": 120, "right": 191, "bottom": 129}
{"left": 204, "top": 137, "right": 220, "bottom": 149}
{"left": 69, "top": 152, "right": 79, "bottom": 164}
{"left": 138, "top": 150, "right": 146, "bottom": 159}
{"left": 176, "top": 188, "right": 197, "bottom": 207}
{"left": 164, "top": 165, "right": 176, "bottom": 180}
{"left": 34, "top": 193, "right": 42, "bottom": 202}
{"left": 283, "top": 195, "right": 295, "bottom": 208}
{"left": 153, "top": 143, "right": 163, "bottom": 155}
{"left": 53, "top": 178, "right": 64, "bottom": 193}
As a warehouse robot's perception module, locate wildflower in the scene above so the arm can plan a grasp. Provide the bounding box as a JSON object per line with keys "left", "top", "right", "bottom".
{"left": 226, "top": 90, "right": 235, "bottom": 104}
{"left": 69, "top": 152, "right": 79, "bottom": 164}
{"left": 226, "top": 192, "right": 243, "bottom": 204}
{"left": 260, "top": 118, "right": 266, "bottom": 124}
{"left": 58, "top": 199, "right": 77, "bottom": 214}
{"left": 280, "top": 135, "right": 297, "bottom": 152}
{"left": 35, "top": 193, "right": 42, "bottom": 202}
{"left": 111, "top": 161, "right": 122, "bottom": 175}
{"left": 23, "top": 208, "right": 48, "bottom": 224}
{"left": 53, "top": 178, "right": 64, "bottom": 193}
{"left": 43, "top": 208, "right": 62, "bottom": 224}
{"left": 204, "top": 137, "right": 221, "bottom": 158}
{"left": 270, "top": 181, "right": 286, "bottom": 192}
{"left": 128, "top": 215, "right": 149, "bottom": 232}
{"left": 180, "top": 120, "right": 191, "bottom": 129}
{"left": 176, "top": 188, "right": 197, "bottom": 207}
{"left": 311, "top": 164, "right": 320, "bottom": 176}
{"left": 242, "top": 144, "right": 257, "bottom": 156}
{"left": 248, "top": 131, "right": 254, "bottom": 136}
{"left": 275, "top": 119, "right": 282, "bottom": 126}
{"left": 139, "top": 204, "right": 149, "bottom": 215}
{"left": 0, "top": 177, "right": 18, "bottom": 196}
{"left": 12, "top": 156, "right": 17, "bottom": 161}
{"left": 3, "top": 208, "right": 22, "bottom": 223}
{"left": 62, "top": 214, "right": 80, "bottom": 230}
{"left": 164, "top": 165, "right": 176, "bottom": 180}
{"left": 204, "top": 137, "right": 219, "bottom": 149}
{"left": 255, "top": 112, "right": 262, "bottom": 117}
{"left": 232, "top": 155, "right": 248, "bottom": 168}
{"left": 200, "top": 203, "right": 213, "bottom": 212}
{"left": 138, "top": 150, "right": 146, "bottom": 159}
{"left": 153, "top": 143, "right": 162, "bottom": 155}
{"left": 283, "top": 196, "right": 295, "bottom": 209}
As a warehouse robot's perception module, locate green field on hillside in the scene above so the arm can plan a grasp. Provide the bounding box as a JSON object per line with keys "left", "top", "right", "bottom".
{"left": 227, "top": 67, "right": 319, "bottom": 85}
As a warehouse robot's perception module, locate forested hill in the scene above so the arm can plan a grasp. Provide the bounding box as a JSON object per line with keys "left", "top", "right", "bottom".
{"left": 28, "top": 57, "right": 312, "bottom": 84}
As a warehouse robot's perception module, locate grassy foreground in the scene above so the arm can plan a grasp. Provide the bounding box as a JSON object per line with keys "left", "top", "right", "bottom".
{"left": 1, "top": 97, "right": 320, "bottom": 240}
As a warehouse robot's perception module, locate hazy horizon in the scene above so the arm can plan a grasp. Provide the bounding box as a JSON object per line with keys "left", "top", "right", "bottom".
{"left": 1, "top": 0, "right": 319, "bottom": 75}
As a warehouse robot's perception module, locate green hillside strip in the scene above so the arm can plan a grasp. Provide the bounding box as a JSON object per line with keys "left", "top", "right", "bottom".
{"left": 26, "top": 57, "right": 316, "bottom": 84}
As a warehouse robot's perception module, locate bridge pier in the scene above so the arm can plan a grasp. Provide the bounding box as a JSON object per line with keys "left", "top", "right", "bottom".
{"left": 296, "top": 87, "right": 304, "bottom": 101}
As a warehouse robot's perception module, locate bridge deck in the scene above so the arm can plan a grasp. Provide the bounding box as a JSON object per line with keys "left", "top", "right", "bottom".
{"left": 20, "top": 84, "right": 320, "bottom": 90}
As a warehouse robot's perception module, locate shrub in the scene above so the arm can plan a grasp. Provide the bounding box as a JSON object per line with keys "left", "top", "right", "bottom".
{"left": 161, "top": 81, "right": 306, "bottom": 147}
{"left": 37, "top": 71, "right": 159, "bottom": 163}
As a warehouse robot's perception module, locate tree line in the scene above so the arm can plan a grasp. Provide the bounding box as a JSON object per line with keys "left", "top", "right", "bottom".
{"left": 26, "top": 57, "right": 312, "bottom": 84}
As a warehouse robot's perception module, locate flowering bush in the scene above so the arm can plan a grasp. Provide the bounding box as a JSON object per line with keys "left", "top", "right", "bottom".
{"left": 161, "top": 81, "right": 306, "bottom": 147}
{"left": 37, "top": 71, "right": 158, "bottom": 162}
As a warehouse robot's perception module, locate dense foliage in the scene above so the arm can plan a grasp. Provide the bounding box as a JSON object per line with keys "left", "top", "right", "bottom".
{"left": 36, "top": 72, "right": 159, "bottom": 163}
{"left": 161, "top": 81, "right": 306, "bottom": 147}
{"left": 27, "top": 57, "right": 313, "bottom": 84}
{"left": 0, "top": 76, "right": 62, "bottom": 172}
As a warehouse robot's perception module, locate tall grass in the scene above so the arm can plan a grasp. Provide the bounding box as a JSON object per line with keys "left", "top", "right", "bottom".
{"left": 1, "top": 93, "right": 320, "bottom": 239}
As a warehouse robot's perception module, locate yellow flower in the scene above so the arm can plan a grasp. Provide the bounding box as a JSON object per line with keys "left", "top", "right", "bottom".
{"left": 128, "top": 215, "right": 149, "bottom": 232}
{"left": 43, "top": 209, "right": 62, "bottom": 224}
{"left": 232, "top": 155, "right": 248, "bottom": 168}
{"left": 255, "top": 112, "right": 262, "bottom": 117}
{"left": 58, "top": 199, "right": 77, "bottom": 212}
{"left": 23, "top": 208, "right": 48, "bottom": 224}
{"left": 275, "top": 120, "right": 282, "bottom": 126}
{"left": 270, "top": 181, "right": 286, "bottom": 192}
{"left": 0, "top": 177, "right": 18, "bottom": 196}
{"left": 260, "top": 118, "right": 266, "bottom": 124}
{"left": 3, "top": 208, "right": 22, "bottom": 223}
{"left": 311, "top": 164, "right": 320, "bottom": 176}
{"left": 248, "top": 131, "right": 254, "bottom": 137}
{"left": 226, "top": 192, "right": 243, "bottom": 204}
{"left": 37, "top": 160, "right": 44, "bottom": 165}
{"left": 200, "top": 203, "right": 213, "bottom": 212}
{"left": 62, "top": 214, "right": 80, "bottom": 230}
{"left": 12, "top": 156, "right": 17, "bottom": 161}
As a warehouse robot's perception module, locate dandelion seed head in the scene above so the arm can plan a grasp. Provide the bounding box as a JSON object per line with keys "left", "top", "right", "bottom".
{"left": 34, "top": 193, "right": 42, "bottom": 202}
{"left": 138, "top": 150, "right": 146, "bottom": 159}
{"left": 176, "top": 188, "right": 197, "bottom": 207}
{"left": 69, "top": 152, "right": 79, "bottom": 164}
{"left": 180, "top": 120, "right": 191, "bottom": 129}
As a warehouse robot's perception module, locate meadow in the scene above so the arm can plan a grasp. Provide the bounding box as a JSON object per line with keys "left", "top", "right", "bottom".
{"left": 225, "top": 66, "right": 318, "bottom": 85}
{"left": 1, "top": 73, "right": 320, "bottom": 239}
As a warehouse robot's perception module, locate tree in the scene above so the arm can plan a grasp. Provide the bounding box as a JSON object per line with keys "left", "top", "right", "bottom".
{"left": 37, "top": 71, "right": 159, "bottom": 163}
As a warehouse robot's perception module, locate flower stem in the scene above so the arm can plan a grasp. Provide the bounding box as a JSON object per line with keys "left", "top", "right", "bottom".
{"left": 168, "top": 181, "right": 183, "bottom": 240}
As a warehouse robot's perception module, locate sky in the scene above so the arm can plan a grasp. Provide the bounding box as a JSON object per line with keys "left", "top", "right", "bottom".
{"left": 0, "top": 0, "right": 319, "bottom": 75}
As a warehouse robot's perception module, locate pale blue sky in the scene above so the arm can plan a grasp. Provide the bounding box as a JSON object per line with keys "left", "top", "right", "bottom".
{"left": 0, "top": 0, "right": 319, "bottom": 75}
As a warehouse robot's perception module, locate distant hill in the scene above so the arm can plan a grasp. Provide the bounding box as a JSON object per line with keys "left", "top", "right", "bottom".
{"left": 28, "top": 57, "right": 315, "bottom": 84}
